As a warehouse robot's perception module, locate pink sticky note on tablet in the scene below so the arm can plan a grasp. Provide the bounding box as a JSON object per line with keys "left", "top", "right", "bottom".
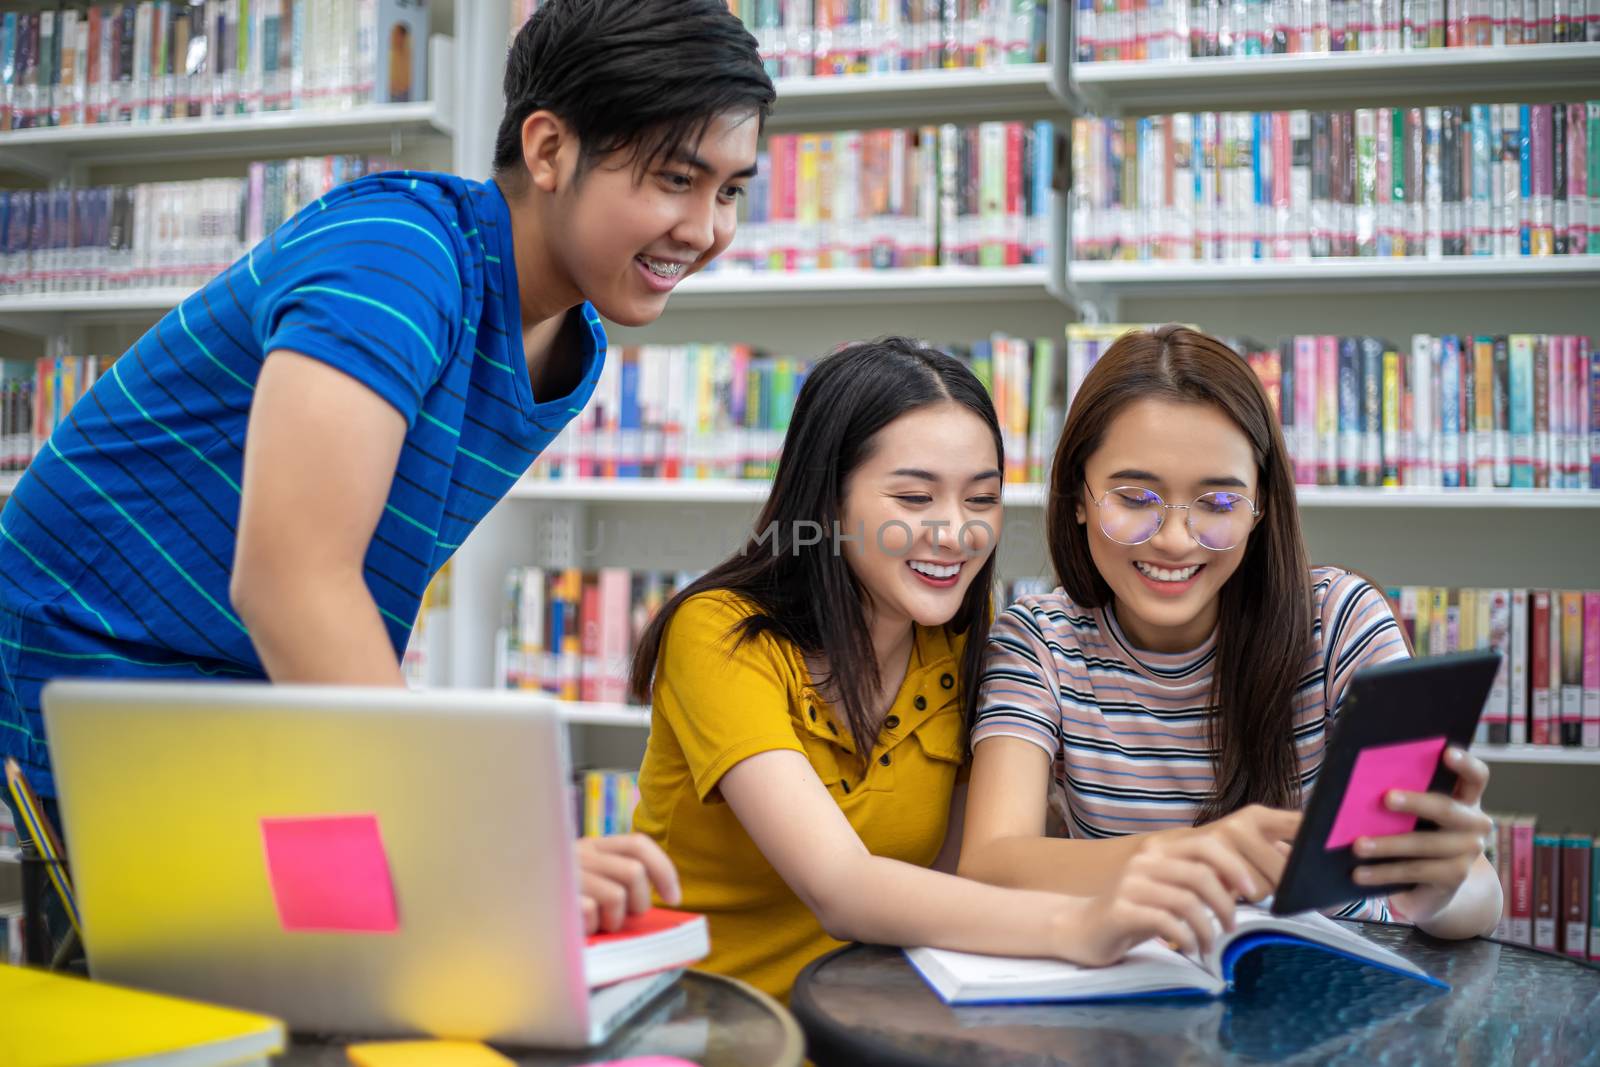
{"left": 1324, "top": 736, "right": 1448, "bottom": 851}
{"left": 261, "top": 814, "right": 399, "bottom": 932}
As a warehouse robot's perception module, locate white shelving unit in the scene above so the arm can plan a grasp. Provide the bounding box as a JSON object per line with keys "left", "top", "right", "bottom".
{"left": 508, "top": 477, "right": 1600, "bottom": 510}
{"left": 0, "top": 101, "right": 454, "bottom": 180}
{"left": 767, "top": 64, "right": 1064, "bottom": 130}
{"left": 0, "top": 846, "right": 19, "bottom": 865}
{"left": 1069, "top": 42, "right": 1600, "bottom": 113}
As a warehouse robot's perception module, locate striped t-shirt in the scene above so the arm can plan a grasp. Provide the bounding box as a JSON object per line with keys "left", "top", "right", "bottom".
{"left": 973, "top": 566, "right": 1410, "bottom": 921}
{"left": 0, "top": 172, "right": 606, "bottom": 795}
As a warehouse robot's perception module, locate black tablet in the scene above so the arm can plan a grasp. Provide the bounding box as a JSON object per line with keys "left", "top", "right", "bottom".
{"left": 1271, "top": 649, "right": 1502, "bottom": 916}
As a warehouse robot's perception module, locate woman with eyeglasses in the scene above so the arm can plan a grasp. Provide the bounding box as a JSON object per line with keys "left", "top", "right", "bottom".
{"left": 957, "top": 325, "right": 1502, "bottom": 943}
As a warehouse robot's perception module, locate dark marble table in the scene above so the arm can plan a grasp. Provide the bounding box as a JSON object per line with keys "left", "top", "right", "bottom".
{"left": 280, "top": 972, "right": 804, "bottom": 1067}
{"left": 792, "top": 924, "right": 1600, "bottom": 1066}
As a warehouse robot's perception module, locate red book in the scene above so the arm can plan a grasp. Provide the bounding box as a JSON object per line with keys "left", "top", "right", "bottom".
{"left": 579, "top": 577, "right": 603, "bottom": 704}
{"left": 1511, "top": 816, "right": 1536, "bottom": 945}
{"left": 1534, "top": 833, "right": 1560, "bottom": 952}
{"left": 584, "top": 909, "right": 710, "bottom": 989}
{"left": 1563, "top": 836, "right": 1593, "bottom": 959}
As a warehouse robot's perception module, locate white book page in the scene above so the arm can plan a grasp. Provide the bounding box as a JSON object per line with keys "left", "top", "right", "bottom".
{"left": 907, "top": 939, "right": 1221, "bottom": 1004}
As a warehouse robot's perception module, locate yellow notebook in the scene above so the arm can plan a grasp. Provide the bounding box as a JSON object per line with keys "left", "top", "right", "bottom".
{"left": 0, "top": 963, "right": 285, "bottom": 1067}
{"left": 346, "top": 1041, "right": 516, "bottom": 1067}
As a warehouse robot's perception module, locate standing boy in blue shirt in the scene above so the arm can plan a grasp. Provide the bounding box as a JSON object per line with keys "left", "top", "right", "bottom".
{"left": 0, "top": 0, "right": 773, "bottom": 939}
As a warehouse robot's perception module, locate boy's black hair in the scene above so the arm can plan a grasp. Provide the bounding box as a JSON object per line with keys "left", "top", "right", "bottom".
{"left": 494, "top": 0, "right": 776, "bottom": 182}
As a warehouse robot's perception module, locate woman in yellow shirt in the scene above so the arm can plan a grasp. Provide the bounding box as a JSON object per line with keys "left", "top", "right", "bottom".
{"left": 628, "top": 337, "right": 1246, "bottom": 1000}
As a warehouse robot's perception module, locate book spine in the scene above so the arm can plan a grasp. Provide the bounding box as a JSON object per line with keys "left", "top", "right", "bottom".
{"left": 1318, "top": 334, "right": 1338, "bottom": 485}
{"left": 1510, "top": 588, "right": 1530, "bottom": 744}
{"left": 1534, "top": 832, "right": 1560, "bottom": 951}
{"left": 1381, "top": 346, "right": 1401, "bottom": 486}
{"left": 1510, "top": 334, "right": 1534, "bottom": 487}
{"left": 1564, "top": 836, "right": 1593, "bottom": 959}
{"left": 1561, "top": 590, "right": 1585, "bottom": 745}
{"left": 1570, "top": 102, "right": 1589, "bottom": 255}
{"left": 1294, "top": 335, "right": 1318, "bottom": 483}
{"left": 1439, "top": 334, "right": 1462, "bottom": 488}
{"left": 1532, "top": 590, "right": 1552, "bottom": 744}
{"left": 1593, "top": 842, "right": 1600, "bottom": 962}
{"left": 1585, "top": 591, "right": 1600, "bottom": 748}
{"left": 1486, "top": 589, "right": 1512, "bottom": 743}
{"left": 1512, "top": 816, "right": 1536, "bottom": 944}
{"left": 1473, "top": 336, "right": 1495, "bottom": 488}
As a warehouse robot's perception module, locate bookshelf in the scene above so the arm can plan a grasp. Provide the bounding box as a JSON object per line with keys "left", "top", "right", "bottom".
{"left": 1069, "top": 42, "right": 1600, "bottom": 114}
{"left": 3, "top": 1, "right": 1595, "bottom": 823}
{"left": 0, "top": 847, "right": 16, "bottom": 865}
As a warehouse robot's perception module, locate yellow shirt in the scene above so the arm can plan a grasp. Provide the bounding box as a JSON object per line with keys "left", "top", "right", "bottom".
{"left": 633, "top": 589, "right": 967, "bottom": 1001}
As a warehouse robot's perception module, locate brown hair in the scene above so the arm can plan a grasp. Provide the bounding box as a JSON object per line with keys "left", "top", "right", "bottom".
{"left": 1047, "top": 325, "right": 1312, "bottom": 823}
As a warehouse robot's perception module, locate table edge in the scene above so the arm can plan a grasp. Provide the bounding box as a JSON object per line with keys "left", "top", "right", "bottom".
{"left": 688, "top": 970, "right": 809, "bottom": 1067}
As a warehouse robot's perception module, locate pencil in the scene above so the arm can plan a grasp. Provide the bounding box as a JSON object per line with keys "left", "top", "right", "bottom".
{"left": 4, "top": 758, "right": 82, "bottom": 938}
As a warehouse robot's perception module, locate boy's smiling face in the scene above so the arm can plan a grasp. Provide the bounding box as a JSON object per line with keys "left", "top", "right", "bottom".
{"left": 544, "top": 109, "right": 760, "bottom": 327}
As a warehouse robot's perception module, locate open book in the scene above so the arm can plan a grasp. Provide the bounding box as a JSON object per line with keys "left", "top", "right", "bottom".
{"left": 906, "top": 905, "right": 1447, "bottom": 1005}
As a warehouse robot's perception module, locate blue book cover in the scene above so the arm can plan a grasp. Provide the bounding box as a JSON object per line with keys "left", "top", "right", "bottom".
{"left": 1338, "top": 337, "right": 1361, "bottom": 487}
{"left": 618, "top": 356, "right": 641, "bottom": 479}
{"left": 1439, "top": 335, "right": 1462, "bottom": 489}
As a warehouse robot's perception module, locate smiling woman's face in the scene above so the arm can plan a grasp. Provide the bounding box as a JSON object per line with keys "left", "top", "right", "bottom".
{"left": 837, "top": 401, "right": 1002, "bottom": 634}
{"left": 1076, "top": 397, "right": 1261, "bottom": 654}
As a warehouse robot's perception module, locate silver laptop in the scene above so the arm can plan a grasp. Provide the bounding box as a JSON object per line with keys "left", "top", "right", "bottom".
{"left": 42, "top": 679, "right": 674, "bottom": 1048}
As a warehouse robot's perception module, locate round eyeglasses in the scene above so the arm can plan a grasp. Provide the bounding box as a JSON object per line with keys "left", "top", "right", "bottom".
{"left": 1090, "top": 484, "right": 1259, "bottom": 552}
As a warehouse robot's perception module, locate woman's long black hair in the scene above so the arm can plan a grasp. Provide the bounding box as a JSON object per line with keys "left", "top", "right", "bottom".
{"left": 629, "top": 336, "right": 1004, "bottom": 761}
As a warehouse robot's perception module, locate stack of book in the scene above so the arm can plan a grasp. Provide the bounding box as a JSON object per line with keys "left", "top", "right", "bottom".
{"left": 1076, "top": 0, "right": 1600, "bottom": 62}
{"left": 0, "top": 155, "right": 389, "bottom": 296}
{"left": 1070, "top": 103, "right": 1599, "bottom": 262}
{"left": 1488, "top": 817, "right": 1597, "bottom": 959}
{"left": 509, "top": 1, "right": 1052, "bottom": 78}
{"left": 715, "top": 120, "right": 1057, "bottom": 273}
{"left": 1387, "top": 586, "right": 1600, "bottom": 748}
{"left": 0, "top": 0, "right": 429, "bottom": 133}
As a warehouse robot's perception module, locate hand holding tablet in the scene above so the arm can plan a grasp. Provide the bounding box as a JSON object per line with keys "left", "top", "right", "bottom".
{"left": 1272, "top": 650, "right": 1501, "bottom": 916}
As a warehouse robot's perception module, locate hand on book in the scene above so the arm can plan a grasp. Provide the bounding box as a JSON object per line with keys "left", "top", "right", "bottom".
{"left": 1149, "top": 804, "right": 1303, "bottom": 901}
{"left": 1064, "top": 806, "right": 1299, "bottom": 965}
{"left": 1351, "top": 746, "right": 1494, "bottom": 925}
{"left": 577, "top": 833, "right": 682, "bottom": 935}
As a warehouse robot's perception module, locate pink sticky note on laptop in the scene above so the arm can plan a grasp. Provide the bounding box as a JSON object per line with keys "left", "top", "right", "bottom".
{"left": 261, "top": 814, "right": 399, "bottom": 932}
{"left": 1324, "top": 736, "right": 1448, "bottom": 851}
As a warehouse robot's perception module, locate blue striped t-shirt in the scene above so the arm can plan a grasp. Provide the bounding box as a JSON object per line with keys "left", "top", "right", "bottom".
{"left": 0, "top": 172, "right": 605, "bottom": 795}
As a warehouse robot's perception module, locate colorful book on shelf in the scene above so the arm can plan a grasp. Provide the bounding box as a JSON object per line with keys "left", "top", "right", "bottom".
{"left": 0, "top": 962, "right": 285, "bottom": 1067}
{"left": 906, "top": 905, "right": 1444, "bottom": 1006}
{"left": 0, "top": 0, "right": 390, "bottom": 131}
{"left": 1071, "top": 103, "right": 1600, "bottom": 265}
